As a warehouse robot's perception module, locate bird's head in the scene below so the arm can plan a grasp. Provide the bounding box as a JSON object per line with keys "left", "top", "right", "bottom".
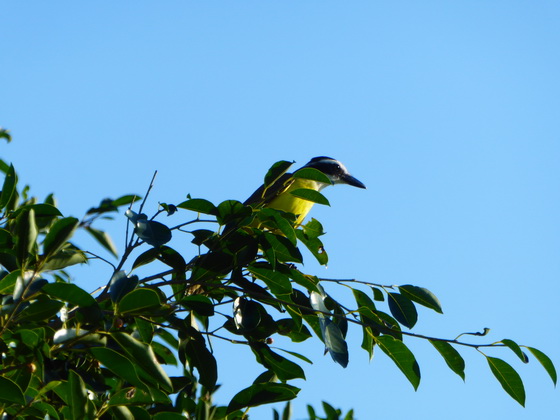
{"left": 304, "top": 156, "right": 366, "bottom": 189}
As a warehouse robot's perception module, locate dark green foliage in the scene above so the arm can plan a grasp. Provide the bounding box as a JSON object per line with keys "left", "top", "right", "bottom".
{"left": 0, "top": 143, "right": 555, "bottom": 419}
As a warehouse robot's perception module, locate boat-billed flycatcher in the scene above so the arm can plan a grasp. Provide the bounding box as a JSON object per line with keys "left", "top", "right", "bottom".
{"left": 243, "top": 156, "right": 366, "bottom": 226}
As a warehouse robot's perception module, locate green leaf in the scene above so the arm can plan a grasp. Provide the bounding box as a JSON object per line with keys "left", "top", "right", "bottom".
{"left": 216, "top": 200, "right": 251, "bottom": 226}
{"left": 248, "top": 262, "right": 292, "bottom": 296}
{"left": 85, "top": 226, "right": 118, "bottom": 258}
{"left": 118, "top": 288, "right": 161, "bottom": 314}
{"left": 429, "top": 340, "right": 465, "bottom": 380}
{"left": 486, "top": 356, "right": 526, "bottom": 406}
{"left": 132, "top": 248, "right": 159, "bottom": 271}
{"left": 375, "top": 335, "right": 421, "bottom": 390}
{"left": 289, "top": 188, "right": 330, "bottom": 206}
{"left": 156, "top": 246, "right": 187, "bottom": 271}
{"left": 90, "top": 347, "right": 148, "bottom": 390}
{"left": 17, "top": 297, "right": 64, "bottom": 322}
{"left": 108, "top": 387, "right": 170, "bottom": 406}
{"left": 0, "top": 375, "right": 25, "bottom": 405}
{"left": 293, "top": 167, "right": 332, "bottom": 185}
{"left": 275, "top": 347, "right": 313, "bottom": 365}
{"left": 180, "top": 295, "right": 214, "bottom": 316}
{"left": 398, "top": 285, "right": 443, "bottom": 314}
{"left": 177, "top": 198, "right": 217, "bottom": 215}
{"left": 112, "top": 194, "right": 141, "bottom": 207}
{"left": 288, "top": 269, "right": 319, "bottom": 293}
{"left": 256, "top": 208, "right": 297, "bottom": 245}
{"left": 42, "top": 217, "right": 79, "bottom": 259}
{"left": 501, "top": 339, "right": 528, "bottom": 363}
{"left": 182, "top": 337, "right": 218, "bottom": 389}
{"left": 301, "top": 218, "right": 324, "bottom": 240}
{"left": 250, "top": 342, "right": 306, "bottom": 380}
{"left": 322, "top": 402, "right": 339, "bottom": 418}
{"left": 0, "top": 127, "right": 12, "bottom": 143}
{"left": 15, "top": 208, "right": 38, "bottom": 268}
{"left": 295, "top": 229, "right": 328, "bottom": 265}
{"left": 153, "top": 413, "right": 186, "bottom": 420}
{"left": 260, "top": 232, "right": 303, "bottom": 264}
{"left": 69, "top": 370, "right": 87, "bottom": 420}
{"left": 42, "top": 282, "right": 97, "bottom": 307}
{"left": 227, "top": 383, "right": 299, "bottom": 414}
{"left": 352, "top": 289, "right": 376, "bottom": 310}
{"left": 0, "top": 164, "right": 17, "bottom": 210}
{"left": 42, "top": 247, "right": 87, "bottom": 270}
{"left": 0, "top": 269, "right": 20, "bottom": 294}
{"left": 525, "top": 346, "right": 557, "bottom": 385}
{"left": 264, "top": 160, "right": 294, "bottom": 189}
{"left": 111, "top": 332, "right": 173, "bottom": 392}
{"left": 371, "top": 287, "right": 385, "bottom": 301}
{"left": 387, "top": 292, "right": 418, "bottom": 329}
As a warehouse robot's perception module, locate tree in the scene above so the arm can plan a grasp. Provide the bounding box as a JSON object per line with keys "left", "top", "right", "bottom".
{"left": 0, "top": 128, "right": 556, "bottom": 419}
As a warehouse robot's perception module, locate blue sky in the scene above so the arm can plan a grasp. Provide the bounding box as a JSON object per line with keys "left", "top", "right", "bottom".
{"left": 2, "top": 2, "right": 559, "bottom": 419}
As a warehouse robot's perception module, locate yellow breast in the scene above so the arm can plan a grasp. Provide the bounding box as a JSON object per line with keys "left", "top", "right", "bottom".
{"left": 266, "top": 178, "right": 327, "bottom": 225}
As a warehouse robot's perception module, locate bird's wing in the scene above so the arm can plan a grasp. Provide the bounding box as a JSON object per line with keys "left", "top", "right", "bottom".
{"left": 243, "top": 172, "right": 295, "bottom": 208}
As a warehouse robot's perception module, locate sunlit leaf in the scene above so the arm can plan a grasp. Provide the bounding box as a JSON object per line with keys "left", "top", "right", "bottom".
{"left": 112, "top": 194, "right": 141, "bottom": 207}
{"left": 486, "top": 356, "right": 526, "bottom": 406}
{"left": 301, "top": 218, "right": 324, "bottom": 240}
{"left": 69, "top": 370, "right": 87, "bottom": 420}
{"left": 42, "top": 217, "right": 79, "bottom": 258}
{"left": 17, "top": 297, "right": 64, "bottom": 322}
{"left": 118, "top": 288, "right": 161, "bottom": 314}
{"left": 429, "top": 340, "right": 465, "bottom": 380}
{"left": 525, "top": 346, "right": 557, "bottom": 385}
{"left": 375, "top": 335, "right": 420, "bottom": 390}
{"left": 0, "top": 164, "right": 17, "bottom": 210}
{"left": 216, "top": 200, "right": 251, "bottom": 226}
{"left": 108, "top": 387, "right": 170, "bottom": 406}
{"left": 289, "top": 188, "right": 330, "bottom": 206}
{"left": 15, "top": 208, "right": 38, "bottom": 268}
{"left": 296, "top": 229, "right": 328, "bottom": 265}
{"left": 399, "top": 285, "right": 442, "bottom": 314}
{"left": 227, "top": 383, "right": 299, "bottom": 414}
{"left": 248, "top": 262, "right": 292, "bottom": 296}
{"left": 85, "top": 226, "right": 118, "bottom": 258}
{"left": 501, "top": 339, "right": 528, "bottom": 363}
{"left": 250, "top": 342, "right": 306, "bottom": 380}
{"left": 112, "top": 332, "right": 173, "bottom": 392}
{"left": 260, "top": 232, "right": 303, "bottom": 264}
{"left": 177, "top": 198, "right": 217, "bottom": 215}
{"left": 42, "top": 282, "right": 97, "bottom": 307}
{"left": 42, "top": 247, "right": 87, "bottom": 270}
{"left": 293, "top": 167, "right": 332, "bottom": 185}
{"left": 264, "top": 160, "right": 294, "bottom": 189}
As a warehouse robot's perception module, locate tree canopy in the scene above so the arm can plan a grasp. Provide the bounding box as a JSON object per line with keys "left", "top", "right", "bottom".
{"left": 0, "top": 128, "right": 556, "bottom": 419}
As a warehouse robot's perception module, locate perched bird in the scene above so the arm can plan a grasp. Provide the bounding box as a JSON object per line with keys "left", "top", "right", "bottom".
{"left": 243, "top": 156, "right": 366, "bottom": 226}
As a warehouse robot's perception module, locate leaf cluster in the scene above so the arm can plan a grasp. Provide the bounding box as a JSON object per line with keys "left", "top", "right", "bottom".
{"left": 0, "top": 148, "right": 556, "bottom": 419}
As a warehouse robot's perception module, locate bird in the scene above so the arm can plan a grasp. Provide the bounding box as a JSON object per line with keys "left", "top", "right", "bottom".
{"left": 241, "top": 156, "right": 366, "bottom": 227}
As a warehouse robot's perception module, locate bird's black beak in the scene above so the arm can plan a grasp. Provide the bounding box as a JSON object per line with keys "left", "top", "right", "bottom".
{"left": 341, "top": 174, "right": 366, "bottom": 189}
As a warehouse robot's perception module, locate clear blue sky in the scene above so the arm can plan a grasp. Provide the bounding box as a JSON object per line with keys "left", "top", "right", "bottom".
{"left": 2, "top": 2, "right": 559, "bottom": 419}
